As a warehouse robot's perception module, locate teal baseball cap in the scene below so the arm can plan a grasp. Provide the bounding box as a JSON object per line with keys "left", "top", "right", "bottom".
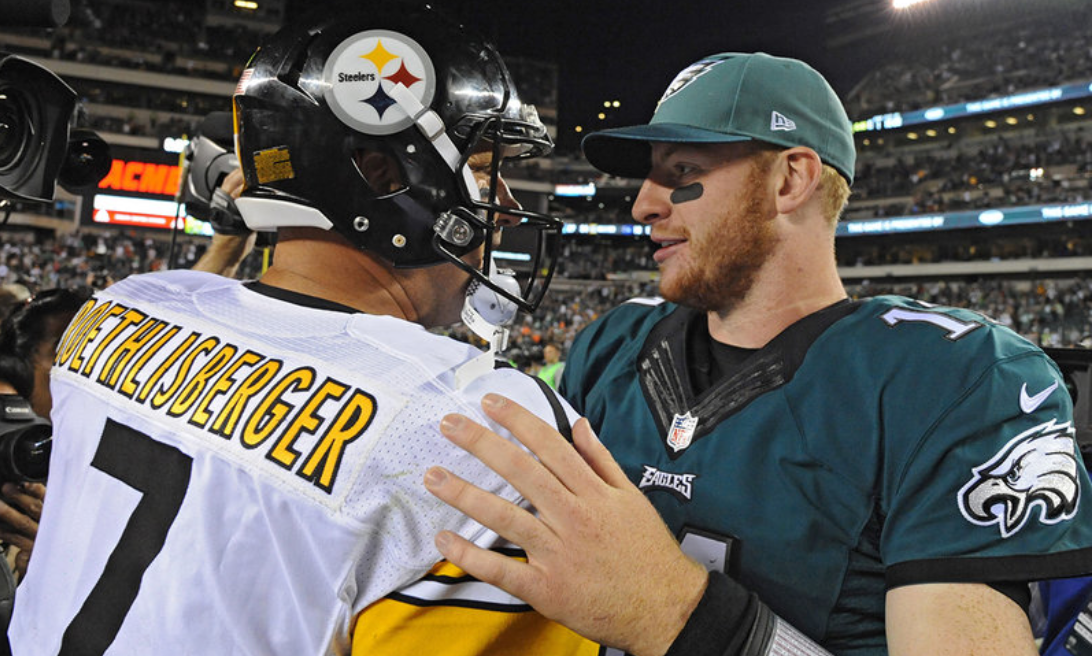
{"left": 582, "top": 52, "right": 856, "bottom": 184}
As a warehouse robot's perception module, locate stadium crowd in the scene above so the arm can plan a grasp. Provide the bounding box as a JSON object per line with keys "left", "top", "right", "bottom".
{"left": 0, "top": 227, "right": 1089, "bottom": 374}
{"left": 0, "top": 0, "right": 556, "bottom": 142}
{"left": 843, "top": 0, "right": 1092, "bottom": 118}
{"left": 58, "top": 0, "right": 265, "bottom": 71}
{"left": 836, "top": 231, "right": 1092, "bottom": 267}
{"left": 852, "top": 126, "right": 1092, "bottom": 219}
{"left": 4, "top": 0, "right": 1091, "bottom": 239}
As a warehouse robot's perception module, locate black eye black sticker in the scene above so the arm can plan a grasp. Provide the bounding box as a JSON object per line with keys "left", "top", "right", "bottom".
{"left": 670, "top": 183, "right": 704, "bottom": 204}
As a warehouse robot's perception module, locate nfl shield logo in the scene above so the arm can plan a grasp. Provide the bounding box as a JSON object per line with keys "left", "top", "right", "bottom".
{"left": 666, "top": 412, "right": 699, "bottom": 452}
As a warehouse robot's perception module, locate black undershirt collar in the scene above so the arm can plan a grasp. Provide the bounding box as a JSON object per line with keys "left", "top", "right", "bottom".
{"left": 687, "top": 318, "right": 757, "bottom": 394}
{"left": 243, "top": 280, "right": 360, "bottom": 315}
{"left": 685, "top": 299, "right": 854, "bottom": 396}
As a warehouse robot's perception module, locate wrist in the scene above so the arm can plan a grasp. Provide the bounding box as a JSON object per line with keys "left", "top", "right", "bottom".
{"left": 663, "top": 570, "right": 753, "bottom": 656}
{"left": 632, "top": 556, "right": 708, "bottom": 656}
{"left": 663, "top": 571, "right": 833, "bottom": 656}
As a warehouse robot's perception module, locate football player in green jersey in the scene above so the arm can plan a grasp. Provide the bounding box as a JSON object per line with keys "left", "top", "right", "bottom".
{"left": 424, "top": 52, "right": 1092, "bottom": 656}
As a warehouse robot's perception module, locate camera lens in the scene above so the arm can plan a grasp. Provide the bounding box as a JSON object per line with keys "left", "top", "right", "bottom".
{"left": 0, "top": 422, "right": 51, "bottom": 484}
{"left": 0, "top": 86, "right": 32, "bottom": 173}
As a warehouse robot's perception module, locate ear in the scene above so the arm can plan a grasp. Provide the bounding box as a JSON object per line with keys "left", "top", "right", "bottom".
{"left": 355, "top": 150, "right": 404, "bottom": 193}
{"left": 773, "top": 147, "right": 823, "bottom": 216}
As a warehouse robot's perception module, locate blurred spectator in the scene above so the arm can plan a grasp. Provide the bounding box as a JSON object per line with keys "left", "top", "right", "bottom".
{"left": 0, "top": 286, "right": 93, "bottom": 581}
{"left": 535, "top": 342, "right": 566, "bottom": 389}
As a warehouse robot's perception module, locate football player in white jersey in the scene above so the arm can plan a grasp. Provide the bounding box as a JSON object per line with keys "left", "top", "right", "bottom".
{"left": 8, "top": 5, "right": 596, "bottom": 655}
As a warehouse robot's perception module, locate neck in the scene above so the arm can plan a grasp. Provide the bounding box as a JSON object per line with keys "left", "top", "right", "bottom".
{"left": 706, "top": 222, "right": 846, "bottom": 348}
{"left": 258, "top": 229, "right": 420, "bottom": 322}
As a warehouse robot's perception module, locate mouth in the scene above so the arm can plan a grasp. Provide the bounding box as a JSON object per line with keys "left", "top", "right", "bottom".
{"left": 651, "top": 236, "right": 686, "bottom": 263}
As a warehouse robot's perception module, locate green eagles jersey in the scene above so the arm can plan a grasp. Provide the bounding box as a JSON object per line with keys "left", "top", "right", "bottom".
{"left": 559, "top": 295, "right": 1092, "bottom": 656}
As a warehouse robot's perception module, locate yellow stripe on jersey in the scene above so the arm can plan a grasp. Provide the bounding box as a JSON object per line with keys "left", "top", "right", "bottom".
{"left": 351, "top": 559, "right": 600, "bottom": 656}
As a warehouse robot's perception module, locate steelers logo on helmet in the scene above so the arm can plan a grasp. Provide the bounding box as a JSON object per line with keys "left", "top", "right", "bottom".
{"left": 322, "top": 29, "right": 436, "bottom": 136}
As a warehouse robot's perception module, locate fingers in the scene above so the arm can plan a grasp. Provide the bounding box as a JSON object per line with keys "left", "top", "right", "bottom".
{"left": 437, "top": 408, "right": 579, "bottom": 510}
{"left": 223, "top": 168, "right": 246, "bottom": 198}
{"left": 424, "top": 466, "right": 548, "bottom": 551}
{"left": 0, "top": 525, "right": 35, "bottom": 552}
{"left": 21, "top": 482, "right": 46, "bottom": 503}
{"left": 14, "top": 549, "right": 30, "bottom": 579}
{"left": 0, "top": 483, "right": 42, "bottom": 551}
{"left": 0, "top": 502, "right": 37, "bottom": 550}
{"left": 432, "top": 530, "right": 535, "bottom": 601}
{"left": 424, "top": 462, "right": 559, "bottom": 615}
{"left": 2, "top": 483, "right": 44, "bottom": 521}
{"left": 473, "top": 394, "right": 611, "bottom": 497}
{"left": 570, "top": 418, "right": 631, "bottom": 489}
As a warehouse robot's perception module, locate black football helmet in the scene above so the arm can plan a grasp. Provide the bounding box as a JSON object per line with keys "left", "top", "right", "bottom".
{"left": 233, "top": 4, "right": 559, "bottom": 314}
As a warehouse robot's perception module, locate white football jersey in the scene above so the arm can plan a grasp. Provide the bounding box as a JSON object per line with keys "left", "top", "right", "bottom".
{"left": 9, "top": 270, "right": 578, "bottom": 656}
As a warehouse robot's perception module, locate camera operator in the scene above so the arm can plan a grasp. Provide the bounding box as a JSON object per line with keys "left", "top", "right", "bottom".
{"left": 0, "top": 287, "right": 92, "bottom": 579}
{"left": 0, "top": 385, "right": 43, "bottom": 583}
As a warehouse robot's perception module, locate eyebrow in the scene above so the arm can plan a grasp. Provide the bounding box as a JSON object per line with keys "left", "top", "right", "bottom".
{"left": 650, "top": 143, "right": 685, "bottom": 165}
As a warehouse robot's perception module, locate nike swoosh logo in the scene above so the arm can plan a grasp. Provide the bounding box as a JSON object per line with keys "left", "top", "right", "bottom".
{"left": 1019, "top": 380, "right": 1059, "bottom": 414}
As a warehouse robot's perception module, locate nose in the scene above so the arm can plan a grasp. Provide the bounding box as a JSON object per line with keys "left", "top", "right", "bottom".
{"left": 485, "top": 174, "right": 523, "bottom": 227}
{"left": 631, "top": 178, "right": 671, "bottom": 225}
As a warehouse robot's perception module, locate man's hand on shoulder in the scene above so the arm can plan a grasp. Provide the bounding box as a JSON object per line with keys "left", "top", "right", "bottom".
{"left": 424, "top": 394, "right": 708, "bottom": 656}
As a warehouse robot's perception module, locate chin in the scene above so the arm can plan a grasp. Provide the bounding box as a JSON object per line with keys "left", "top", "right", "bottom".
{"left": 657, "top": 268, "right": 689, "bottom": 302}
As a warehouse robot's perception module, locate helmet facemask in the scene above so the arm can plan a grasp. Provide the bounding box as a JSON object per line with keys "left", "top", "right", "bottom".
{"left": 435, "top": 104, "right": 560, "bottom": 318}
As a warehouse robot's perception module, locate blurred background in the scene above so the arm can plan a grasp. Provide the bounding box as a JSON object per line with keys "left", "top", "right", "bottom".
{"left": 1, "top": 0, "right": 1091, "bottom": 369}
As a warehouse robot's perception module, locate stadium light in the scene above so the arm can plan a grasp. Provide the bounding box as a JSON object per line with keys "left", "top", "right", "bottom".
{"left": 893, "top": 0, "right": 935, "bottom": 8}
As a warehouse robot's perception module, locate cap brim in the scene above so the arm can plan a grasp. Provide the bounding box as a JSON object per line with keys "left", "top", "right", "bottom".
{"left": 581, "top": 123, "right": 752, "bottom": 179}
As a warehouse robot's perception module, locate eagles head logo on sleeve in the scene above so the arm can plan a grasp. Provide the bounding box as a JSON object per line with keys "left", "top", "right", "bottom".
{"left": 958, "top": 419, "right": 1081, "bottom": 538}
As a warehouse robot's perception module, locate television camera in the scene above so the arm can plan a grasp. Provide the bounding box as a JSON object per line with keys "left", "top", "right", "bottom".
{"left": 179, "top": 111, "right": 248, "bottom": 234}
{"left": 1, "top": 0, "right": 110, "bottom": 208}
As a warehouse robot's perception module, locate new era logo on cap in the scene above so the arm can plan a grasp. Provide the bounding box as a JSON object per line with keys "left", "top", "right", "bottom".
{"left": 770, "top": 111, "right": 796, "bottom": 132}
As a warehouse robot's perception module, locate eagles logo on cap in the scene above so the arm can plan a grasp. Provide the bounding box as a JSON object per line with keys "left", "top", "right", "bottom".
{"left": 322, "top": 29, "right": 436, "bottom": 135}
{"left": 657, "top": 57, "right": 721, "bottom": 108}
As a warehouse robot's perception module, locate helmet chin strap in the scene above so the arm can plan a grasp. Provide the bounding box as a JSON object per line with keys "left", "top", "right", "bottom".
{"left": 463, "top": 263, "right": 519, "bottom": 329}
{"left": 388, "top": 82, "right": 523, "bottom": 387}
{"left": 386, "top": 82, "right": 480, "bottom": 203}
{"left": 454, "top": 260, "right": 520, "bottom": 389}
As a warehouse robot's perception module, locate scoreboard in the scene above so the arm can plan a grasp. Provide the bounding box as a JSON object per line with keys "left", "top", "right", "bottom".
{"left": 80, "top": 145, "right": 212, "bottom": 236}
